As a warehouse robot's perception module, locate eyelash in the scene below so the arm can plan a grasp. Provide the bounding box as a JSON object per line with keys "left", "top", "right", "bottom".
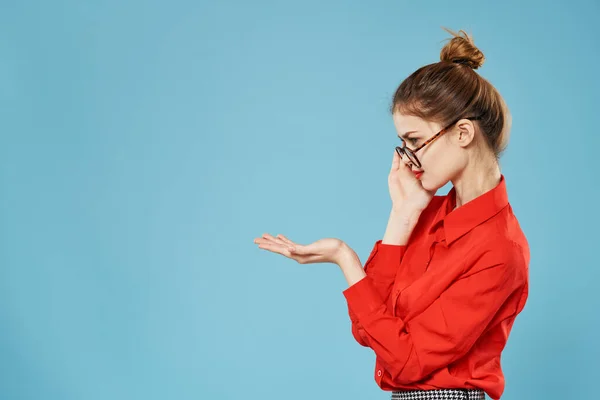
{"left": 404, "top": 138, "right": 418, "bottom": 146}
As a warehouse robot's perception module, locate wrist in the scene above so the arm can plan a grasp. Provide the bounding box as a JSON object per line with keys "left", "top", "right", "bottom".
{"left": 335, "top": 243, "right": 359, "bottom": 266}
{"left": 390, "top": 206, "right": 422, "bottom": 225}
{"left": 336, "top": 244, "right": 367, "bottom": 287}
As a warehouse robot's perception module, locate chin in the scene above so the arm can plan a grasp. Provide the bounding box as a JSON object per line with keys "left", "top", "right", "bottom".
{"left": 420, "top": 175, "right": 448, "bottom": 192}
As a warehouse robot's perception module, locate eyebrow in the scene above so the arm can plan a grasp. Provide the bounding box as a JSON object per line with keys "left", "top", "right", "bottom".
{"left": 398, "top": 130, "right": 419, "bottom": 139}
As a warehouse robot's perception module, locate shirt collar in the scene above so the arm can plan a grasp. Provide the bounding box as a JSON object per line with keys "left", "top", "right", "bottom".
{"left": 429, "top": 174, "right": 509, "bottom": 246}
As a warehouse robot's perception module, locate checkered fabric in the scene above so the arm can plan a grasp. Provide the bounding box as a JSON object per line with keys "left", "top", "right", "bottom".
{"left": 391, "top": 388, "right": 485, "bottom": 400}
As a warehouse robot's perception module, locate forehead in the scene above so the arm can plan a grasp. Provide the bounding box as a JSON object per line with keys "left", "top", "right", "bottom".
{"left": 392, "top": 112, "right": 439, "bottom": 137}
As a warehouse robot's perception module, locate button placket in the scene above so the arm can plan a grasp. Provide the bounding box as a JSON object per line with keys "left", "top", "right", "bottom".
{"left": 391, "top": 288, "right": 401, "bottom": 316}
{"left": 426, "top": 234, "right": 445, "bottom": 271}
{"left": 426, "top": 241, "right": 436, "bottom": 270}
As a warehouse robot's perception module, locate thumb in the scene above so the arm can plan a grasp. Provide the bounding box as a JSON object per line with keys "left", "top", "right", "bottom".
{"left": 291, "top": 241, "right": 320, "bottom": 255}
{"left": 290, "top": 244, "right": 306, "bottom": 254}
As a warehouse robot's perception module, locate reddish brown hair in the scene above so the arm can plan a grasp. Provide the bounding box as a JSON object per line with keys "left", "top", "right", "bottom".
{"left": 390, "top": 28, "right": 511, "bottom": 159}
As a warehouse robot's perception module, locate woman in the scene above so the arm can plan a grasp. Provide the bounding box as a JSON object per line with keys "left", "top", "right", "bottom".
{"left": 253, "top": 28, "right": 529, "bottom": 400}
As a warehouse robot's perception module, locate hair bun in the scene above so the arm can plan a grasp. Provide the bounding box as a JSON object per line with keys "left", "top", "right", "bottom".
{"left": 440, "top": 28, "right": 485, "bottom": 70}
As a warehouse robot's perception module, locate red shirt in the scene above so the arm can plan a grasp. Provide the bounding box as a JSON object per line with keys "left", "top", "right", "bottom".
{"left": 343, "top": 175, "right": 529, "bottom": 400}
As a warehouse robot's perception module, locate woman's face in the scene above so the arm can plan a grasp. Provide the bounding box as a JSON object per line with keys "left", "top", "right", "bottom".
{"left": 392, "top": 112, "right": 468, "bottom": 191}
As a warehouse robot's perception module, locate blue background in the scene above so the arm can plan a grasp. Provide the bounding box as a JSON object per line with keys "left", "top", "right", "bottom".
{"left": 1, "top": 0, "right": 598, "bottom": 399}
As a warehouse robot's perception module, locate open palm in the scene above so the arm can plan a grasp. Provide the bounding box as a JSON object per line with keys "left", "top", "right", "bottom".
{"left": 254, "top": 233, "right": 346, "bottom": 265}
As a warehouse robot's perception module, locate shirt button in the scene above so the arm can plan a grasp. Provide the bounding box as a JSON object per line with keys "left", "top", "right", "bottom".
{"left": 377, "top": 369, "right": 382, "bottom": 377}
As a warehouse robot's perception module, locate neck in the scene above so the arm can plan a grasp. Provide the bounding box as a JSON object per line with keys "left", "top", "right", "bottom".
{"left": 451, "top": 155, "right": 501, "bottom": 209}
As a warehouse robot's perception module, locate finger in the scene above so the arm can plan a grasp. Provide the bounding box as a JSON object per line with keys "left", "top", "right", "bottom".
{"left": 254, "top": 237, "right": 270, "bottom": 245}
{"left": 397, "top": 155, "right": 416, "bottom": 176}
{"left": 399, "top": 157, "right": 411, "bottom": 172}
{"left": 276, "top": 234, "right": 296, "bottom": 247}
{"left": 255, "top": 237, "right": 294, "bottom": 251}
{"left": 261, "top": 233, "right": 295, "bottom": 251}
{"left": 257, "top": 241, "right": 316, "bottom": 264}
{"left": 257, "top": 241, "right": 293, "bottom": 257}
{"left": 391, "top": 148, "right": 401, "bottom": 171}
{"left": 262, "top": 233, "right": 290, "bottom": 247}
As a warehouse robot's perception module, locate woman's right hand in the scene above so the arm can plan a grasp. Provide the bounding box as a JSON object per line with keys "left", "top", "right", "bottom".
{"left": 388, "top": 149, "right": 436, "bottom": 214}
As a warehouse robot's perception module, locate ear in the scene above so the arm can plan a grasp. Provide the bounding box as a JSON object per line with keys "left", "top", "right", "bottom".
{"left": 454, "top": 118, "right": 476, "bottom": 148}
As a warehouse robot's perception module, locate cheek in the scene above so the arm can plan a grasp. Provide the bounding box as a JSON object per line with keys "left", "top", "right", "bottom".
{"left": 420, "top": 147, "right": 450, "bottom": 172}
{"left": 420, "top": 149, "right": 458, "bottom": 188}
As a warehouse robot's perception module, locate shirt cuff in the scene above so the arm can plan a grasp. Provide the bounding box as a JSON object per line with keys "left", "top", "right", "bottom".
{"left": 343, "top": 275, "right": 386, "bottom": 319}
{"left": 365, "top": 240, "right": 406, "bottom": 279}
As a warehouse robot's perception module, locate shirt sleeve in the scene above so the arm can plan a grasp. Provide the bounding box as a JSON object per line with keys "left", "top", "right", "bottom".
{"left": 343, "top": 245, "right": 526, "bottom": 384}
{"left": 347, "top": 240, "right": 406, "bottom": 347}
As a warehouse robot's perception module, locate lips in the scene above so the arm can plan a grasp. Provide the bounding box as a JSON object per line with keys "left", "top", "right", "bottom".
{"left": 413, "top": 170, "right": 423, "bottom": 179}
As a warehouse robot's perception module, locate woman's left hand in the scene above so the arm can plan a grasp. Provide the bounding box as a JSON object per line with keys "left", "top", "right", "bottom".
{"left": 254, "top": 233, "right": 350, "bottom": 265}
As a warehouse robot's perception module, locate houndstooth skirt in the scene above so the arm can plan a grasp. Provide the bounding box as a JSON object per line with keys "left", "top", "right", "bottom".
{"left": 391, "top": 388, "right": 485, "bottom": 400}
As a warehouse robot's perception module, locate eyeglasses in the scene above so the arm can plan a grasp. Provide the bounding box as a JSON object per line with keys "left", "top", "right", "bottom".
{"left": 395, "top": 116, "right": 483, "bottom": 169}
